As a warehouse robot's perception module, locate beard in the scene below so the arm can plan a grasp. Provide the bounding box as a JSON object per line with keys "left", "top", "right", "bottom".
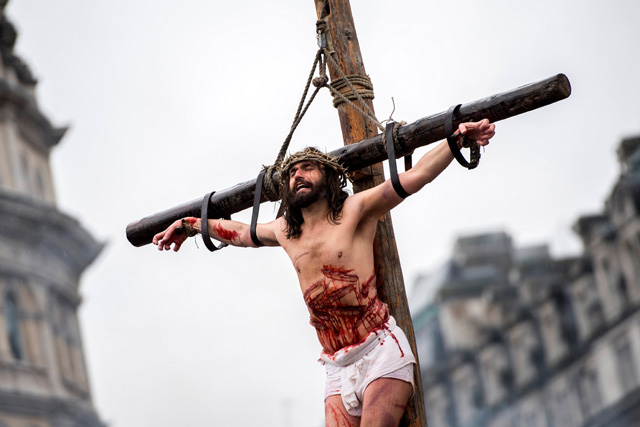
{"left": 285, "top": 178, "right": 328, "bottom": 209}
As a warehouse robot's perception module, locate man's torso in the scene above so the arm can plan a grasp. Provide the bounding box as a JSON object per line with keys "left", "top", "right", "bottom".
{"left": 277, "top": 196, "right": 389, "bottom": 354}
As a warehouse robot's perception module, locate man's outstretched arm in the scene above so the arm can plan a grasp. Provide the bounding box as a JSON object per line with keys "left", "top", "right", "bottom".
{"left": 153, "top": 217, "right": 281, "bottom": 252}
{"left": 356, "top": 119, "right": 496, "bottom": 220}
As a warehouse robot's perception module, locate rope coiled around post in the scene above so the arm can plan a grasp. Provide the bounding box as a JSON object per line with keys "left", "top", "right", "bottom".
{"left": 330, "top": 74, "right": 375, "bottom": 108}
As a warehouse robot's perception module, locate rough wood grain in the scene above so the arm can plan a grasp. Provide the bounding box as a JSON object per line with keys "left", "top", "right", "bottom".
{"left": 126, "top": 73, "right": 571, "bottom": 247}
{"left": 313, "top": 0, "right": 427, "bottom": 425}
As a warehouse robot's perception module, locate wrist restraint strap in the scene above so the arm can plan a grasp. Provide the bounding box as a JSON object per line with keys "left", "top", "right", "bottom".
{"left": 249, "top": 169, "right": 266, "bottom": 247}
{"left": 445, "top": 104, "right": 480, "bottom": 170}
{"left": 385, "top": 122, "right": 411, "bottom": 199}
{"left": 201, "top": 191, "right": 230, "bottom": 252}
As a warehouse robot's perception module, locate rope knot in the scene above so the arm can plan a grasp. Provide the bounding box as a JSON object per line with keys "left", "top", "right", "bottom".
{"left": 316, "top": 19, "right": 327, "bottom": 34}
{"left": 313, "top": 75, "right": 329, "bottom": 88}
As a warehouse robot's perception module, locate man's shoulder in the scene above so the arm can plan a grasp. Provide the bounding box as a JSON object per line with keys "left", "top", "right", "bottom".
{"left": 340, "top": 180, "right": 397, "bottom": 222}
{"left": 270, "top": 215, "right": 288, "bottom": 229}
{"left": 260, "top": 216, "right": 287, "bottom": 236}
{"left": 342, "top": 190, "right": 367, "bottom": 208}
{"left": 338, "top": 192, "right": 369, "bottom": 219}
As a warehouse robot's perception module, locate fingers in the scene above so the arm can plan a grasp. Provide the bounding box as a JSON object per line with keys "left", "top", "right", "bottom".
{"left": 152, "top": 221, "right": 187, "bottom": 252}
{"left": 158, "top": 238, "right": 180, "bottom": 252}
{"left": 156, "top": 228, "right": 172, "bottom": 251}
{"left": 152, "top": 231, "right": 164, "bottom": 245}
{"left": 152, "top": 219, "right": 191, "bottom": 253}
{"left": 458, "top": 119, "right": 495, "bottom": 146}
{"left": 156, "top": 237, "right": 169, "bottom": 251}
{"left": 153, "top": 232, "right": 172, "bottom": 251}
{"left": 458, "top": 119, "right": 491, "bottom": 133}
{"left": 476, "top": 123, "right": 495, "bottom": 146}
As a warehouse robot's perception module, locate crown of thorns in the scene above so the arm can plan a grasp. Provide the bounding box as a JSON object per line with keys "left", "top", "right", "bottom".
{"left": 279, "top": 147, "right": 349, "bottom": 186}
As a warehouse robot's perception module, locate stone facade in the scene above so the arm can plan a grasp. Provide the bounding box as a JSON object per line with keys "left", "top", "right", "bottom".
{"left": 412, "top": 135, "right": 640, "bottom": 426}
{"left": 0, "top": 3, "right": 104, "bottom": 427}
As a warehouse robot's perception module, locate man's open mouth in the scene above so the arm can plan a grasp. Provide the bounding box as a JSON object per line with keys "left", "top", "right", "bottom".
{"left": 295, "top": 181, "right": 312, "bottom": 193}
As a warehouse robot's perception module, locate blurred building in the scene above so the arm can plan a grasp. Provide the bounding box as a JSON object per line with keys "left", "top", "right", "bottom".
{"left": 412, "top": 135, "right": 640, "bottom": 427}
{"left": 0, "top": 4, "right": 104, "bottom": 427}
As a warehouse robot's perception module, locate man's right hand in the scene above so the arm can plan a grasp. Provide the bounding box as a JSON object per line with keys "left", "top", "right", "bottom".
{"left": 153, "top": 218, "right": 194, "bottom": 252}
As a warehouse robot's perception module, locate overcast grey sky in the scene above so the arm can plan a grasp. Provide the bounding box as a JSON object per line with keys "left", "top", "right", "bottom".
{"left": 6, "top": 1, "right": 640, "bottom": 426}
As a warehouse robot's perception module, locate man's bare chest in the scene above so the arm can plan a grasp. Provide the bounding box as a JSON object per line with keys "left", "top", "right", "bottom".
{"left": 286, "top": 225, "right": 354, "bottom": 276}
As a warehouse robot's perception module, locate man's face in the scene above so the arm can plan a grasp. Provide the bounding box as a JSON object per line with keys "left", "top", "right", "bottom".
{"left": 286, "top": 161, "right": 326, "bottom": 209}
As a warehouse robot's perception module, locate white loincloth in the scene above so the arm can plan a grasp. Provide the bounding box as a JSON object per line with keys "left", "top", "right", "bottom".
{"left": 321, "top": 316, "right": 416, "bottom": 417}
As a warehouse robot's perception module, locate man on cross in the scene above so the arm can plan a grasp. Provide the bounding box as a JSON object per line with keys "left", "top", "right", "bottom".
{"left": 153, "top": 119, "right": 495, "bottom": 426}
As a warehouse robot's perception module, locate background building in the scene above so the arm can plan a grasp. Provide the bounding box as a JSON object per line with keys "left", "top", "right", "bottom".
{"left": 412, "top": 135, "right": 640, "bottom": 427}
{"left": 0, "top": 4, "right": 104, "bottom": 426}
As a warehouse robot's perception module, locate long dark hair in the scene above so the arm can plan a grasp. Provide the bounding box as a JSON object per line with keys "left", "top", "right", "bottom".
{"left": 281, "top": 164, "right": 349, "bottom": 239}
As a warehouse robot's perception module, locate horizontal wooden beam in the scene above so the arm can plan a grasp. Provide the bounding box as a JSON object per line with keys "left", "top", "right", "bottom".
{"left": 126, "top": 73, "right": 571, "bottom": 247}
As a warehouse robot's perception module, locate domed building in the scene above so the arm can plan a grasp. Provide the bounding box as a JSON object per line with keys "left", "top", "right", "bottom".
{"left": 0, "top": 3, "right": 104, "bottom": 426}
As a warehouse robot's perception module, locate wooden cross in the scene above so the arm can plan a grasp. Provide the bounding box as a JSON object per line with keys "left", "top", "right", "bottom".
{"left": 314, "top": 1, "right": 429, "bottom": 423}
{"left": 126, "top": 1, "right": 570, "bottom": 425}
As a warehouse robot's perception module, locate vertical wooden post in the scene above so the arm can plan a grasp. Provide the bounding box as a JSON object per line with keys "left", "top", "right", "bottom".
{"left": 313, "top": 1, "right": 428, "bottom": 425}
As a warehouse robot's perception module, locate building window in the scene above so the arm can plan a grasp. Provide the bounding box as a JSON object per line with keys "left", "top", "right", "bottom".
{"left": 614, "top": 334, "right": 638, "bottom": 394}
{"left": 552, "top": 389, "right": 572, "bottom": 427}
{"left": 618, "top": 275, "right": 630, "bottom": 309}
{"left": 601, "top": 258, "right": 612, "bottom": 288}
{"left": 3, "top": 291, "right": 24, "bottom": 360}
{"left": 482, "top": 357, "right": 497, "bottom": 402}
{"left": 524, "top": 412, "right": 536, "bottom": 427}
{"left": 426, "top": 387, "right": 450, "bottom": 427}
{"left": 20, "top": 151, "right": 30, "bottom": 193}
{"left": 52, "top": 294, "right": 87, "bottom": 392}
{"left": 35, "top": 168, "right": 46, "bottom": 198}
{"left": 587, "top": 300, "right": 604, "bottom": 333}
{"left": 602, "top": 258, "right": 628, "bottom": 309}
{"left": 454, "top": 369, "right": 479, "bottom": 425}
{"left": 578, "top": 368, "right": 601, "bottom": 418}
{"left": 627, "top": 240, "right": 640, "bottom": 288}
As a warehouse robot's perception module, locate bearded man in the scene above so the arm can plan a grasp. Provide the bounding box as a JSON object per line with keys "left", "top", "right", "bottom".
{"left": 153, "top": 119, "right": 495, "bottom": 427}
